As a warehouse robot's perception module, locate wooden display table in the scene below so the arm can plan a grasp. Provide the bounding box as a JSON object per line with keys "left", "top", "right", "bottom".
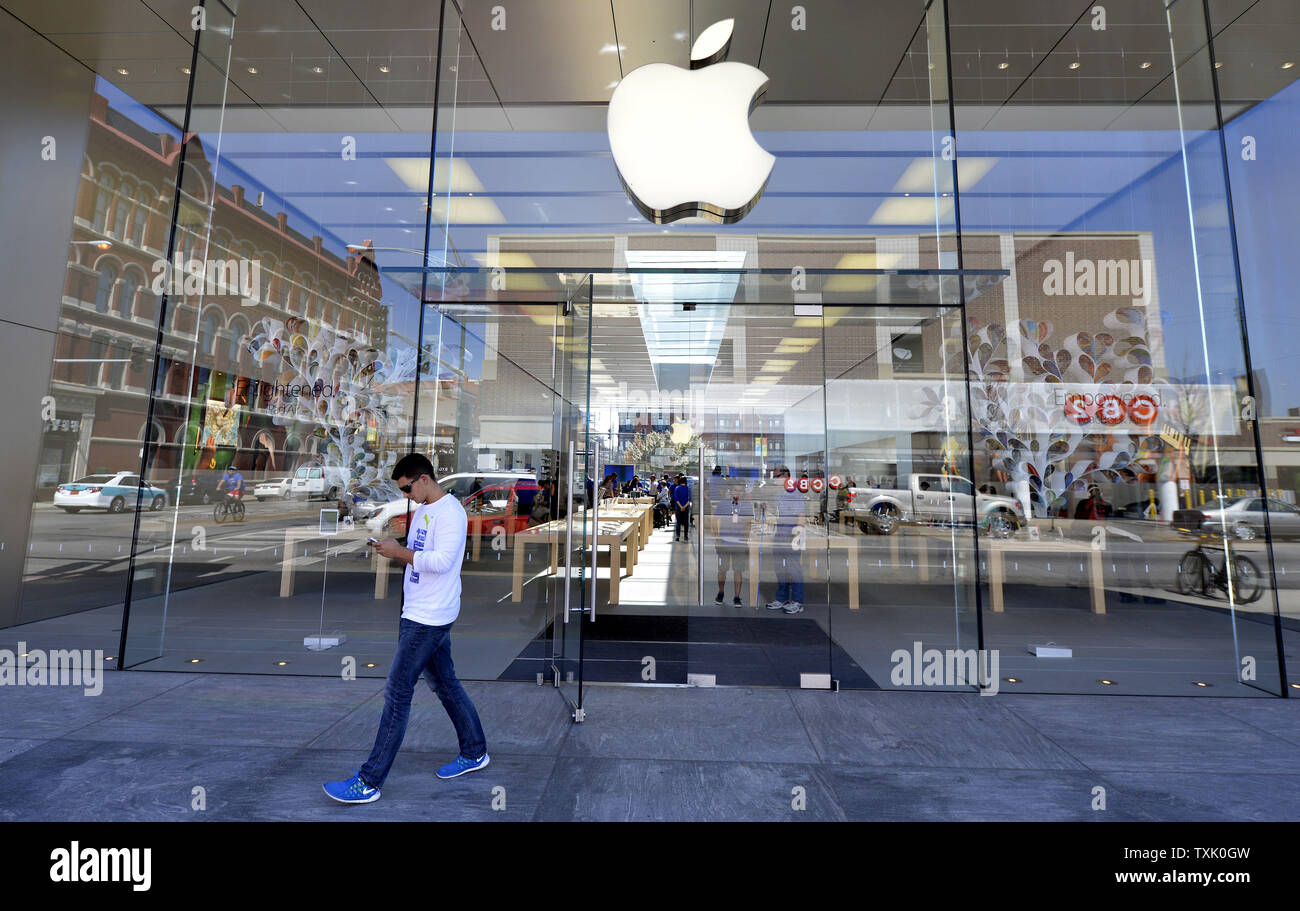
{"left": 511, "top": 517, "right": 638, "bottom": 604}
{"left": 280, "top": 525, "right": 392, "bottom": 599}
{"left": 985, "top": 538, "right": 1106, "bottom": 614}
{"left": 600, "top": 503, "right": 653, "bottom": 550}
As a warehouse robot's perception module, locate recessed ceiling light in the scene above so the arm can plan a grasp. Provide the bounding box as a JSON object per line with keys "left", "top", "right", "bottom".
{"left": 1214, "top": 61, "right": 1223, "bottom": 69}
{"left": 246, "top": 66, "right": 259, "bottom": 75}
{"left": 1003, "top": 677, "right": 1020, "bottom": 683}
{"left": 1193, "top": 681, "right": 1212, "bottom": 687}
{"left": 275, "top": 660, "right": 289, "bottom": 666}
{"left": 378, "top": 65, "right": 390, "bottom": 73}
{"left": 188, "top": 658, "right": 202, "bottom": 664}
{"left": 1283, "top": 61, "right": 1295, "bottom": 70}
{"left": 449, "top": 65, "right": 457, "bottom": 72}
{"left": 1139, "top": 61, "right": 1152, "bottom": 69}
{"left": 1098, "top": 678, "right": 1116, "bottom": 685}
{"left": 365, "top": 663, "right": 377, "bottom": 668}
{"left": 997, "top": 62, "right": 1010, "bottom": 70}
{"left": 115, "top": 67, "right": 129, "bottom": 75}
{"left": 311, "top": 65, "right": 325, "bottom": 74}
{"left": 1290, "top": 682, "right": 1300, "bottom": 689}
{"left": 1068, "top": 61, "right": 1081, "bottom": 70}
{"left": 180, "top": 65, "right": 191, "bottom": 75}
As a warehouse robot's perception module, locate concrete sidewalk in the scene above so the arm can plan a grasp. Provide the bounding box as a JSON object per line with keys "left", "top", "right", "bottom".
{"left": 1, "top": 672, "right": 1297, "bottom": 821}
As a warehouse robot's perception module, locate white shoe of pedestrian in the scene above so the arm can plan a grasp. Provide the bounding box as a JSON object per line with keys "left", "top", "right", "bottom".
{"left": 766, "top": 600, "right": 787, "bottom": 611}
{"left": 782, "top": 601, "right": 804, "bottom": 614}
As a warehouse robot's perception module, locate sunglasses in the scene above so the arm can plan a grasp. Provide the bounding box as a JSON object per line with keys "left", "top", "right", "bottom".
{"left": 398, "top": 474, "right": 426, "bottom": 495}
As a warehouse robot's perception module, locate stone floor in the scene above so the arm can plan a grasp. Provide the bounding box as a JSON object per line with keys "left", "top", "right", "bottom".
{"left": 1, "top": 671, "right": 1297, "bottom": 821}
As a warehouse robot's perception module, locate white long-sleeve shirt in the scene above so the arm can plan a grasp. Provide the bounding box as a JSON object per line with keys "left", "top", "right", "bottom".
{"left": 401, "top": 493, "right": 467, "bottom": 626}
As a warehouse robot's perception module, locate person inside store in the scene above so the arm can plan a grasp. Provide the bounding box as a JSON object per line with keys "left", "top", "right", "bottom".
{"left": 673, "top": 473, "right": 692, "bottom": 542}
{"left": 324, "top": 453, "right": 488, "bottom": 804}
{"left": 655, "top": 478, "right": 672, "bottom": 528}
{"left": 766, "top": 466, "right": 805, "bottom": 614}
{"left": 716, "top": 483, "right": 752, "bottom": 607}
{"left": 529, "top": 480, "right": 553, "bottom": 526}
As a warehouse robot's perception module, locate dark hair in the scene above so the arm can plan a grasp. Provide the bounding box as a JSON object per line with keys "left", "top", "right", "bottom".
{"left": 391, "top": 453, "right": 435, "bottom": 483}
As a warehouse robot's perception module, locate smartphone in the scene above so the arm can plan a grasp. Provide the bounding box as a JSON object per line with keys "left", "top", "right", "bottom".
{"left": 366, "top": 536, "right": 380, "bottom": 544}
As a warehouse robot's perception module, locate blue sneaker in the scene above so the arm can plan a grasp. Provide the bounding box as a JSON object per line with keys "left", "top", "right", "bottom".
{"left": 436, "top": 753, "right": 490, "bottom": 779}
{"left": 323, "top": 771, "right": 380, "bottom": 803}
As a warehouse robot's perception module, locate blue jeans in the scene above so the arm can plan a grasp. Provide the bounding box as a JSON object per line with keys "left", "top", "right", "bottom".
{"left": 772, "top": 536, "right": 805, "bottom": 604}
{"left": 359, "top": 617, "right": 487, "bottom": 789}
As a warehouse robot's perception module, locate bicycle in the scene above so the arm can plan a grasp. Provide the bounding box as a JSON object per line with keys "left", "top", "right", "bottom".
{"left": 213, "top": 491, "right": 246, "bottom": 524}
{"left": 1176, "top": 534, "right": 1263, "bottom": 603}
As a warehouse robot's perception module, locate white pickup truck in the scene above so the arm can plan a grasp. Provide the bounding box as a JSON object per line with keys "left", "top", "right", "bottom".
{"left": 846, "top": 474, "right": 1023, "bottom": 537}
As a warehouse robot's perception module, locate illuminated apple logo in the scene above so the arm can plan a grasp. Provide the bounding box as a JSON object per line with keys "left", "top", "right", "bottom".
{"left": 670, "top": 420, "right": 694, "bottom": 445}
{"left": 607, "top": 19, "right": 775, "bottom": 224}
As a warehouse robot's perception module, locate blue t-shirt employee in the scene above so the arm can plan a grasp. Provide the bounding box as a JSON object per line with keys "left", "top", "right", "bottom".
{"left": 672, "top": 476, "right": 692, "bottom": 543}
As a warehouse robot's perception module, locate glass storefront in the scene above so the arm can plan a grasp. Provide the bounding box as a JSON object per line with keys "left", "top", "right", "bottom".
{"left": 4, "top": 0, "right": 1296, "bottom": 710}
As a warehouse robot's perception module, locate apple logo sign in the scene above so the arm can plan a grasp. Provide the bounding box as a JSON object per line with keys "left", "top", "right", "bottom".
{"left": 670, "top": 420, "right": 694, "bottom": 445}
{"left": 607, "top": 19, "right": 775, "bottom": 225}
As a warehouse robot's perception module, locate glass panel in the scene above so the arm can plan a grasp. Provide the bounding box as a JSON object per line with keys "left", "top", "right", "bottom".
{"left": 120, "top": 0, "right": 440, "bottom": 672}
{"left": 948, "top": 0, "right": 1284, "bottom": 695}
{"left": 825, "top": 305, "right": 982, "bottom": 691}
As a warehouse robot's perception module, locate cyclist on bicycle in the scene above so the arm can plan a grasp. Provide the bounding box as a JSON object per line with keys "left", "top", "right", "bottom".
{"left": 216, "top": 466, "right": 245, "bottom": 500}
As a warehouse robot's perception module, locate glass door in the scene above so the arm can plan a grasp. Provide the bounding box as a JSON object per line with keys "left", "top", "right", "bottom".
{"left": 549, "top": 274, "right": 593, "bottom": 719}
{"left": 570, "top": 282, "right": 982, "bottom": 693}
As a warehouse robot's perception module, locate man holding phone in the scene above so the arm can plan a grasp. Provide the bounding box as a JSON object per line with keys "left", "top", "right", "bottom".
{"left": 324, "top": 453, "right": 488, "bottom": 804}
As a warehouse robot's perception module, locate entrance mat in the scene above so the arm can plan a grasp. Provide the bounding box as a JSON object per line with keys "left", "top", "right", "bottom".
{"left": 498, "top": 614, "right": 878, "bottom": 688}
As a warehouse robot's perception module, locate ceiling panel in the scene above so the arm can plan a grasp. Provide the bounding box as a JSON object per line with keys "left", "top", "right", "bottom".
{"left": 759, "top": 0, "right": 925, "bottom": 103}
{"left": 457, "top": 0, "right": 621, "bottom": 102}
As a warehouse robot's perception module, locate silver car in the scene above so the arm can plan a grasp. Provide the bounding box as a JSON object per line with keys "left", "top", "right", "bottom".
{"left": 1187, "top": 496, "right": 1300, "bottom": 541}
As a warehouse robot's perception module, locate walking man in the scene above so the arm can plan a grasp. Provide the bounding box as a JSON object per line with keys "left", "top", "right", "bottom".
{"left": 324, "top": 453, "right": 488, "bottom": 803}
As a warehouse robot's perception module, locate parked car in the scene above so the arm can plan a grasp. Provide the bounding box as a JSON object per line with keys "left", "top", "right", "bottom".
{"left": 846, "top": 474, "right": 1023, "bottom": 537}
{"left": 290, "top": 465, "right": 348, "bottom": 501}
{"left": 54, "top": 472, "right": 168, "bottom": 514}
{"left": 254, "top": 477, "right": 293, "bottom": 501}
{"left": 1173, "top": 496, "right": 1300, "bottom": 541}
{"left": 176, "top": 472, "right": 221, "bottom": 506}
